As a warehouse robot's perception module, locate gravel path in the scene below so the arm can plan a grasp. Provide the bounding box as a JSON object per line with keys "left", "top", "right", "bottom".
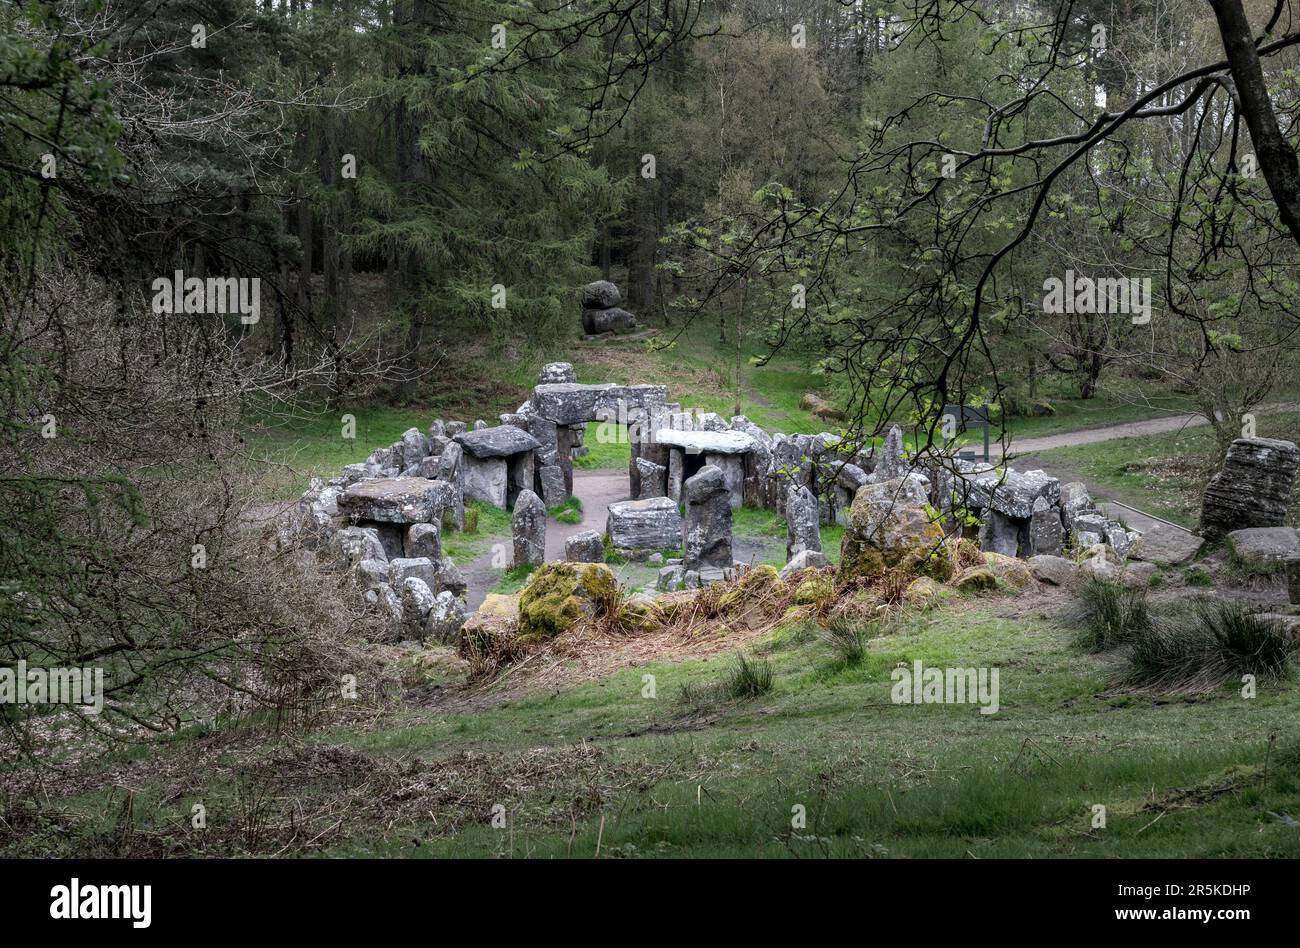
{"left": 998, "top": 401, "right": 1300, "bottom": 457}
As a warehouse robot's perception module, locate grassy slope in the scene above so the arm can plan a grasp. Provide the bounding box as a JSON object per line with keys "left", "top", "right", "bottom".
{"left": 38, "top": 594, "right": 1297, "bottom": 859}
{"left": 326, "top": 600, "right": 1300, "bottom": 858}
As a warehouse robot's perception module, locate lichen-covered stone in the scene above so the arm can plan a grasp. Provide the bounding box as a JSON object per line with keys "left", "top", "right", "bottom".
{"left": 1028, "top": 497, "right": 1064, "bottom": 556}
{"left": 838, "top": 477, "right": 943, "bottom": 582}
{"left": 1199, "top": 437, "right": 1299, "bottom": 540}
{"left": 606, "top": 497, "right": 681, "bottom": 550}
{"left": 453, "top": 425, "right": 541, "bottom": 459}
{"left": 779, "top": 548, "right": 829, "bottom": 579}
{"left": 511, "top": 489, "right": 547, "bottom": 567}
{"left": 332, "top": 526, "right": 387, "bottom": 566}
{"left": 952, "top": 566, "right": 997, "bottom": 591}
{"left": 980, "top": 552, "right": 1034, "bottom": 589}
{"left": 635, "top": 457, "right": 667, "bottom": 499}
{"left": 405, "top": 522, "right": 441, "bottom": 560}
{"left": 564, "top": 530, "right": 605, "bottom": 563}
{"left": 786, "top": 484, "right": 822, "bottom": 560}
{"left": 794, "top": 574, "right": 834, "bottom": 605}
{"left": 683, "top": 465, "right": 732, "bottom": 570}
{"left": 338, "top": 477, "right": 446, "bottom": 524}
{"left": 1028, "top": 554, "right": 1075, "bottom": 586}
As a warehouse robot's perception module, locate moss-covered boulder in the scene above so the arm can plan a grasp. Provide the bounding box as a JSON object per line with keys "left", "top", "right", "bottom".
{"left": 459, "top": 592, "right": 521, "bottom": 659}
{"left": 517, "top": 562, "right": 618, "bottom": 641}
{"left": 903, "top": 576, "right": 946, "bottom": 608}
{"left": 838, "top": 478, "right": 945, "bottom": 582}
{"left": 952, "top": 566, "right": 997, "bottom": 592}
{"left": 838, "top": 536, "right": 887, "bottom": 581}
{"left": 794, "top": 574, "right": 835, "bottom": 605}
{"left": 980, "top": 552, "right": 1034, "bottom": 590}
{"left": 718, "top": 564, "right": 783, "bottom": 611}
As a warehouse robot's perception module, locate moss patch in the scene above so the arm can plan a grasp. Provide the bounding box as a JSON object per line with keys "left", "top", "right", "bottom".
{"left": 517, "top": 562, "right": 618, "bottom": 641}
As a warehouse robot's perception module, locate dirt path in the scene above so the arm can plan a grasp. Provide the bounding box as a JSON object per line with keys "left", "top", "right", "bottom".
{"left": 546, "top": 469, "right": 631, "bottom": 560}
{"left": 997, "top": 401, "right": 1300, "bottom": 457}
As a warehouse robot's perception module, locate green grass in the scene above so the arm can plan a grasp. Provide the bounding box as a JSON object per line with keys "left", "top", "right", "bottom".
{"left": 247, "top": 405, "right": 437, "bottom": 499}
{"left": 319, "top": 601, "right": 1300, "bottom": 858}
{"left": 17, "top": 595, "right": 1300, "bottom": 858}
{"left": 441, "top": 502, "right": 512, "bottom": 562}
{"left": 549, "top": 495, "right": 583, "bottom": 524}
{"left": 491, "top": 564, "right": 536, "bottom": 595}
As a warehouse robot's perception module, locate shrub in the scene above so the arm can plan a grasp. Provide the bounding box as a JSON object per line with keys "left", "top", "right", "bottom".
{"left": 1067, "top": 577, "right": 1151, "bottom": 652}
{"left": 819, "top": 617, "right": 870, "bottom": 667}
{"left": 1120, "top": 600, "right": 1291, "bottom": 693}
{"left": 724, "top": 654, "right": 775, "bottom": 699}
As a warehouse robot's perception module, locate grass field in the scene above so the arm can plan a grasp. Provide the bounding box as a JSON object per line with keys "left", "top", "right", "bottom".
{"left": 22, "top": 593, "right": 1300, "bottom": 858}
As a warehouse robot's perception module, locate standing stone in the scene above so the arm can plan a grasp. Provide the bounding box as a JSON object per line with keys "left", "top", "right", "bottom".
{"left": 683, "top": 465, "right": 733, "bottom": 570}
{"left": 1199, "top": 437, "right": 1300, "bottom": 540}
{"left": 666, "top": 448, "right": 685, "bottom": 503}
{"left": 426, "top": 591, "right": 467, "bottom": 644}
{"left": 1058, "top": 482, "right": 1092, "bottom": 525}
{"left": 395, "top": 427, "right": 428, "bottom": 471}
{"left": 872, "top": 425, "right": 909, "bottom": 482}
{"left": 462, "top": 455, "right": 509, "bottom": 508}
{"left": 436, "top": 442, "right": 466, "bottom": 530}
{"left": 445, "top": 421, "right": 467, "bottom": 437}
{"left": 538, "top": 464, "right": 567, "bottom": 509}
{"left": 1028, "top": 497, "right": 1064, "bottom": 557}
{"left": 511, "top": 489, "right": 546, "bottom": 567}
{"left": 635, "top": 457, "right": 667, "bottom": 499}
{"left": 1287, "top": 555, "right": 1300, "bottom": 604}
{"left": 703, "top": 452, "right": 745, "bottom": 509}
{"left": 405, "top": 522, "right": 441, "bottom": 560}
{"left": 399, "top": 577, "right": 436, "bottom": 641}
{"left": 786, "top": 485, "right": 822, "bottom": 560}
{"left": 565, "top": 530, "right": 605, "bottom": 563}
{"left": 331, "top": 526, "right": 388, "bottom": 567}
{"left": 978, "top": 509, "right": 1021, "bottom": 557}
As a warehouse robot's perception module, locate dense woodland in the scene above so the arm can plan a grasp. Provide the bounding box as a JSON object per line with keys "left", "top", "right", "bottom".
{"left": 5, "top": 0, "right": 1300, "bottom": 754}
